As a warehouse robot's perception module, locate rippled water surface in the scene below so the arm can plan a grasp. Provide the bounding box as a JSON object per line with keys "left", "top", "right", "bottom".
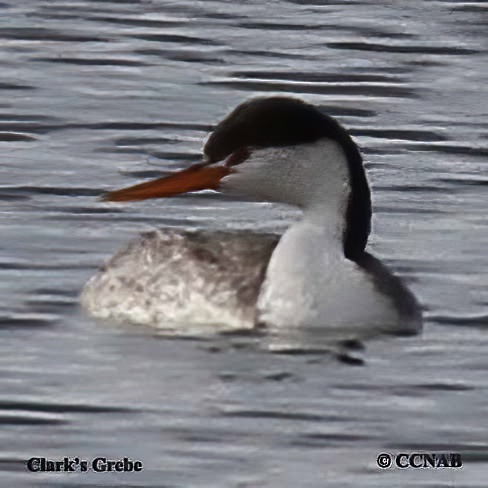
{"left": 1, "top": 1, "right": 488, "bottom": 487}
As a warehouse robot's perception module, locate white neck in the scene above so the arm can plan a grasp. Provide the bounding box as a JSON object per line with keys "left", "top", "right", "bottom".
{"left": 256, "top": 208, "right": 398, "bottom": 332}
{"left": 221, "top": 138, "right": 398, "bottom": 330}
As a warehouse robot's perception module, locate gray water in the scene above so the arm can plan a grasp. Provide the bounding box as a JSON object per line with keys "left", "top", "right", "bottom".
{"left": 1, "top": 1, "right": 487, "bottom": 487}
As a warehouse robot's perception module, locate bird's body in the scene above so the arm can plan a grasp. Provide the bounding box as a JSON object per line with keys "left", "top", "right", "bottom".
{"left": 82, "top": 229, "right": 277, "bottom": 332}
{"left": 81, "top": 96, "right": 422, "bottom": 340}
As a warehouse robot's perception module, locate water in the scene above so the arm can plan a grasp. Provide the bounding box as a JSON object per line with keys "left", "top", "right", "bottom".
{"left": 1, "top": 1, "right": 487, "bottom": 486}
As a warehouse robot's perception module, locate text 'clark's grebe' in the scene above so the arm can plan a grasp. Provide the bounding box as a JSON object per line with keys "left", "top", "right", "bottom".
{"left": 81, "top": 97, "right": 422, "bottom": 339}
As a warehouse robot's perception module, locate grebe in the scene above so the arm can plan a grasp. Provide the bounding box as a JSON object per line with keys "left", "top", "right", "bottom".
{"left": 81, "top": 97, "right": 421, "bottom": 339}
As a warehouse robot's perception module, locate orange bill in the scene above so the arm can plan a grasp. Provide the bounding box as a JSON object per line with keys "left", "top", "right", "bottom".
{"left": 102, "top": 163, "right": 231, "bottom": 202}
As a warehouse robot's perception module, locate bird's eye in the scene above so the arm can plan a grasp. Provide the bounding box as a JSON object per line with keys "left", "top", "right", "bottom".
{"left": 224, "top": 147, "right": 251, "bottom": 167}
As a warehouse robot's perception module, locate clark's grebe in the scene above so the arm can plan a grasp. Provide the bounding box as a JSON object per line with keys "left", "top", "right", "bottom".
{"left": 81, "top": 97, "right": 422, "bottom": 339}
